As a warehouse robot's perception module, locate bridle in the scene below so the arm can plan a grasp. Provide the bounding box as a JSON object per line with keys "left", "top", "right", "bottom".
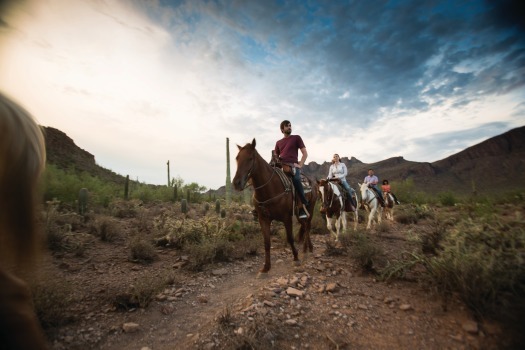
{"left": 241, "top": 149, "right": 291, "bottom": 205}
{"left": 362, "top": 186, "right": 378, "bottom": 205}
{"left": 320, "top": 181, "right": 338, "bottom": 211}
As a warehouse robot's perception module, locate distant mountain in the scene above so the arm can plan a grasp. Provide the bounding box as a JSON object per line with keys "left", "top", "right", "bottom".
{"left": 44, "top": 125, "right": 525, "bottom": 195}
{"left": 301, "top": 125, "right": 525, "bottom": 195}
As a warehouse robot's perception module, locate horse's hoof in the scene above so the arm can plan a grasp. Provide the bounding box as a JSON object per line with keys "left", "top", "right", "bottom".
{"left": 293, "top": 260, "right": 301, "bottom": 267}
{"left": 256, "top": 272, "right": 269, "bottom": 279}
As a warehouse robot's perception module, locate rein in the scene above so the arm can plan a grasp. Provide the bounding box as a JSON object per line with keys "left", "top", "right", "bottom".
{"left": 322, "top": 182, "right": 339, "bottom": 211}
{"left": 246, "top": 155, "right": 292, "bottom": 206}
{"left": 363, "top": 188, "right": 378, "bottom": 205}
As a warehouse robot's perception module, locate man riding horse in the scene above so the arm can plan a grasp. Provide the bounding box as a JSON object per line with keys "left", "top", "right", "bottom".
{"left": 274, "top": 120, "right": 310, "bottom": 219}
{"left": 364, "top": 168, "right": 385, "bottom": 207}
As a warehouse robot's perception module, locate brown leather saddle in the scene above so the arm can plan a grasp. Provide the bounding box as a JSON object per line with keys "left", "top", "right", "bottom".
{"left": 269, "top": 151, "right": 312, "bottom": 204}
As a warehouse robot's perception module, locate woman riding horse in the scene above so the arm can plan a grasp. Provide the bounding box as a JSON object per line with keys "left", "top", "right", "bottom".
{"left": 327, "top": 153, "right": 357, "bottom": 209}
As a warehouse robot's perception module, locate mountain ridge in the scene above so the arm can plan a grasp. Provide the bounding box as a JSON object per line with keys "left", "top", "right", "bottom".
{"left": 43, "top": 125, "right": 525, "bottom": 195}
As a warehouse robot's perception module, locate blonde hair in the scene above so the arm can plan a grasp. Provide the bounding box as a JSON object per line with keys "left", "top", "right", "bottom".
{"left": 0, "top": 92, "right": 46, "bottom": 268}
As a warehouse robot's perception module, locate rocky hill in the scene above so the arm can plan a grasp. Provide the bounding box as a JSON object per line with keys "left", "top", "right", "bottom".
{"left": 43, "top": 127, "right": 127, "bottom": 185}
{"left": 44, "top": 125, "right": 525, "bottom": 195}
{"left": 301, "top": 125, "right": 525, "bottom": 195}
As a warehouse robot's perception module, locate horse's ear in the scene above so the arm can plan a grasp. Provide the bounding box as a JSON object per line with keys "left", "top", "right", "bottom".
{"left": 252, "top": 138, "right": 256, "bottom": 148}
{"left": 237, "top": 144, "right": 242, "bottom": 151}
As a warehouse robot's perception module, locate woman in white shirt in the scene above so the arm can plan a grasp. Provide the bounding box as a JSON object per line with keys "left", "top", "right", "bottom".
{"left": 327, "top": 154, "right": 357, "bottom": 207}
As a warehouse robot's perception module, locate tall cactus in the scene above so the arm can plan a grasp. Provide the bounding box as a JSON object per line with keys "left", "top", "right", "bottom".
{"left": 78, "top": 188, "right": 88, "bottom": 215}
{"left": 181, "top": 198, "right": 187, "bottom": 214}
{"left": 167, "top": 160, "right": 170, "bottom": 187}
{"left": 124, "top": 175, "right": 129, "bottom": 200}
{"left": 215, "top": 199, "right": 221, "bottom": 214}
{"left": 226, "top": 137, "right": 232, "bottom": 205}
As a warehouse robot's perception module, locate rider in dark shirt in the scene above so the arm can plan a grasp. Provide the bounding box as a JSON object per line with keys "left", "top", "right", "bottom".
{"left": 275, "top": 120, "right": 310, "bottom": 219}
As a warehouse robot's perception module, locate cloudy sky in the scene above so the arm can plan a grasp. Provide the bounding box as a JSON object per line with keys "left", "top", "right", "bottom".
{"left": 1, "top": 0, "right": 523, "bottom": 190}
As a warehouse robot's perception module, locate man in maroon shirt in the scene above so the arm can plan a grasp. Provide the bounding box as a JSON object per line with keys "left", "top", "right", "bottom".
{"left": 275, "top": 120, "right": 310, "bottom": 218}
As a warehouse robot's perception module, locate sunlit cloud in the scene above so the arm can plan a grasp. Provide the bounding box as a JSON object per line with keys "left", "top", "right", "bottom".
{"left": 0, "top": 0, "right": 523, "bottom": 189}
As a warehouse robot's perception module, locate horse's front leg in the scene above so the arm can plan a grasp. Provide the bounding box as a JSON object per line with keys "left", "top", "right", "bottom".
{"left": 326, "top": 216, "right": 336, "bottom": 239}
{"left": 284, "top": 217, "right": 299, "bottom": 264}
{"left": 367, "top": 208, "right": 374, "bottom": 230}
{"left": 258, "top": 218, "right": 272, "bottom": 273}
{"left": 341, "top": 211, "right": 347, "bottom": 235}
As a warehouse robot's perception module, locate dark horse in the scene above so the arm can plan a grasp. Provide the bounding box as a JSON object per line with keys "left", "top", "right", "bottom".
{"left": 232, "top": 139, "right": 318, "bottom": 274}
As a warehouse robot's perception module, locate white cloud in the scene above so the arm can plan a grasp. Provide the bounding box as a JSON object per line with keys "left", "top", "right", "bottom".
{"left": 0, "top": 0, "right": 522, "bottom": 189}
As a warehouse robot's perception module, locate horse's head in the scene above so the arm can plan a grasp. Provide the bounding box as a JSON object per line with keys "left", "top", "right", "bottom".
{"left": 233, "top": 138, "right": 257, "bottom": 191}
{"left": 317, "top": 179, "right": 331, "bottom": 213}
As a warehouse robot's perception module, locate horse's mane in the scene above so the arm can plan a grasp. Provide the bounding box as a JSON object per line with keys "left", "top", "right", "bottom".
{"left": 0, "top": 92, "right": 46, "bottom": 269}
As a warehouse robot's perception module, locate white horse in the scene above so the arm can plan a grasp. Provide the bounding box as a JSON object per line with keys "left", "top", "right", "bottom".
{"left": 318, "top": 179, "right": 347, "bottom": 240}
{"left": 359, "top": 182, "right": 383, "bottom": 229}
{"left": 383, "top": 192, "right": 396, "bottom": 221}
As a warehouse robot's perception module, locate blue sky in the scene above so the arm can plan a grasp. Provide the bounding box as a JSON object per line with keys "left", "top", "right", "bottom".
{"left": 1, "top": 0, "right": 523, "bottom": 190}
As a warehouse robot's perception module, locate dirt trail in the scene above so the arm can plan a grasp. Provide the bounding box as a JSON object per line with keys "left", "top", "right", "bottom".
{"left": 57, "top": 234, "right": 499, "bottom": 350}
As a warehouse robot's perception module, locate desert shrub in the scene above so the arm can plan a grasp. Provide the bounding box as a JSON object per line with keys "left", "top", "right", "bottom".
{"left": 214, "top": 306, "right": 285, "bottom": 349}
{"left": 112, "top": 272, "right": 175, "bottom": 310}
{"left": 234, "top": 233, "right": 262, "bottom": 256}
{"left": 438, "top": 191, "right": 457, "bottom": 206}
{"left": 426, "top": 217, "right": 525, "bottom": 319}
{"left": 382, "top": 216, "right": 525, "bottom": 321}
{"left": 153, "top": 216, "right": 205, "bottom": 249}
{"left": 109, "top": 198, "right": 141, "bottom": 218}
{"left": 90, "top": 215, "right": 121, "bottom": 242}
{"left": 184, "top": 237, "right": 235, "bottom": 271}
{"left": 129, "top": 237, "right": 158, "bottom": 263}
{"left": 420, "top": 219, "right": 448, "bottom": 254}
{"left": 395, "top": 211, "right": 418, "bottom": 225}
{"left": 31, "top": 276, "right": 76, "bottom": 329}
{"left": 341, "top": 230, "right": 384, "bottom": 272}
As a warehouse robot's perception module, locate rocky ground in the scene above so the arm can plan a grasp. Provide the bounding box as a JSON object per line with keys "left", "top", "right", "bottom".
{"left": 38, "top": 208, "right": 517, "bottom": 350}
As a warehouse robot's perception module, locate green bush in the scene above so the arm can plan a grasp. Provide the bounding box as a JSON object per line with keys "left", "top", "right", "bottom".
{"left": 438, "top": 191, "right": 457, "bottom": 206}
{"left": 382, "top": 215, "right": 525, "bottom": 321}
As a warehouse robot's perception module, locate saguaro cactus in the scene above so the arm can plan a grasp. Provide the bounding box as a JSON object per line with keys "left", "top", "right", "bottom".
{"left": 226, "top": 137, "right": 232, "bottom": 205}
{"left": 78, "top": 188, "right": 88, "bottom": 215}
{"left": 124, "top": 175, "right": 129, "bottom": 200}
{"left": 181, "top": 199, "right": 187, "bottom": 214}
{"left": 215, "top": 199, "right": 221, "bottom": 214}
{"left": 167, "top": 160, "right": 170, "bottom": 187}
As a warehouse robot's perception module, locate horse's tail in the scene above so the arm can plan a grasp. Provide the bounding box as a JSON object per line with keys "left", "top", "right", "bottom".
{"left": 0, "top": 92, "right": 46, "bottom": 269}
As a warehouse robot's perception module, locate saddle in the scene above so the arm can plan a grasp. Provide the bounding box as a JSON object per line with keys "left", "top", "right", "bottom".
{"left": 270, "top": 151, "right": 312, "bottom": 205}
{"left": 329, "top": 178, "right": 355, "bottom": 211}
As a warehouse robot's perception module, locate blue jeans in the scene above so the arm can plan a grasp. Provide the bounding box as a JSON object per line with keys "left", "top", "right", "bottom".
{"left": 292, "top": 169, "right": 309, "bottom": 205}
{"left": 340, "top": 180, "right": 355, "bottom": 198}
{"left": 370, "top": 184, "right": 383, "bottom": 199}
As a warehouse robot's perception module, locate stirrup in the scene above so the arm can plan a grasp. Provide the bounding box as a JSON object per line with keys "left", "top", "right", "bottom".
{"left": 298, "top": 204, "right": 310, "bottom": 219}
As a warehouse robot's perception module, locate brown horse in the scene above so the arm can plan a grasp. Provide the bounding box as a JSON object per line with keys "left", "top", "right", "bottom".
{"left": 0, "top": 92, "right": 49, "bottom": 348}
{"left": 232, "top": 139, "right": 317, "bottom": 274}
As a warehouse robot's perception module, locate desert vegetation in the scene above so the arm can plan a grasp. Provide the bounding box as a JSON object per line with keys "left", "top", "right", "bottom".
{"left": 29, "top": 165, "right": 525, "bottom": 349}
